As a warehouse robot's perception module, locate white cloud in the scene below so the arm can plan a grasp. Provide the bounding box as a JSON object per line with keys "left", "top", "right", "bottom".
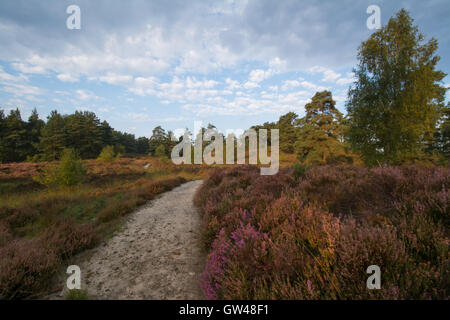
{"left": 243, "top": 81, "right": 260, "bottom": 89}
{"left": 309, "top": 66, "right": 357, "bottom": 86}
{"left": 281, "top": 80, "right": 301, "bottom": 91}
{"left": 185, "top": 77, "right": 219, "bottom": 89}
{"left": 98, "top": 73, "right": 133, "bottom": 85}
{"left": 249, "top": 69, "right": 272, "bottom": 83}
{"left": 11, "top": 62, "right": 47, "bottom": 75}
{"left": 75, "top": 89, "right": 99, "bottom": 101}
{"left": 268, "top": 57, "right": 287, "bottom": 73}
{"left": 299, "top": 80, "right": 328, "bottom": 92}
{"left": 225, "top": 78, "right": 240, "bottom": 90}
{"left": 3, "top": 83, "right": 45, "bottom": 98}
{"left": 0, "top": 66, "right": 27, "bottom": 83}
{"left": 57, "top": 73, "right": 79, "bottom": 83}
{"left": 336, "top": 77, "right": 355, "bottom": 86}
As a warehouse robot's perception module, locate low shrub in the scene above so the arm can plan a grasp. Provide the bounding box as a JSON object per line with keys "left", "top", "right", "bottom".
{"left": 0, "top": 238, "right": 61, "bottom": 299}
{"left": 34, "top": 149, "right": 87, "bottom": 187}
{"left": 195, "top": 165, "right": 450, "bottom": 299}
{"left": 97, "top": 145, "right": 116, "bottom": 162}
{"left": 65, "top": 289, "right": 89, "bottom": 300}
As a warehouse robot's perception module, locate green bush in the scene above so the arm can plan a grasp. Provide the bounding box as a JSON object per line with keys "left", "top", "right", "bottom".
{"left": 155, "top": 144, "right": 166, "bottom": 158}
{"left": 97, "top": 145, "right": 116, "bottom": 162}
{"left": 293, "top": 163, "right": 307, "bottom": 180}
{"left": 114, "top": 145, "right": 125, "bottom": 158}
{"left": 34, "top": 148, "right": 86, "bottom": 187}
{"left": 65, "top": 289, "right": 89, "bottom": 300}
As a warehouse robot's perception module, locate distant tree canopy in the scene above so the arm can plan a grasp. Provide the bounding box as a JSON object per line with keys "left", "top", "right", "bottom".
{"left": 346, "top": 9, "right": 448, "bottom": 165}
{"left": 0, "top": 108, "right": 152, "bottom": 163}
{"left": 148, "top": 126, "right": 177, "bottom": 157}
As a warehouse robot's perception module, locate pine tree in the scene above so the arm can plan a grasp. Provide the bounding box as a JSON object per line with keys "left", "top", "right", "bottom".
{"left": 277, "top": 112, "right": 298, "bottom": 153}
{"left": 2, "top": 109, "right": 28, "bottom": 162}
{"left": 0, "top": 109, "right": 6, "bottom": 163}
{"left": 38, "top": 110, "right": 67, "bottom": 160}
{"left": 100, "top": 120, "right": 115, "bottom": 147}
{"left": 346, "top": 9, "right": 447, "bottom": 165}
{"left": 149, "top": 126, "right": 168, "bottom": 156}
{"left": 65, "top": 111, "right": 102, "bottom": 158}
{"left": 294, "top": 91, "right": 352, "bottom": 165}
{"left": 25, "top": 108, "right": 45, "bottom": 159}
{"left": 136, "top": 136, "right": 150, "bottom": 154}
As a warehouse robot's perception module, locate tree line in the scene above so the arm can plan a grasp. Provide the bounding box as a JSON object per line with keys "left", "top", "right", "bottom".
{"left": 0, "top": 108, "right": 181, "bottom": 163}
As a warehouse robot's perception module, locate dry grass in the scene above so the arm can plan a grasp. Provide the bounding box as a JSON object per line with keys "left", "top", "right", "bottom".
{"left": 0, "top": 156, "right": 211, "bottom": 299}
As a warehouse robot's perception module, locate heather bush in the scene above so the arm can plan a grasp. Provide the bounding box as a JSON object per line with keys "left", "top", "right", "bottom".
{"left": 0, "top": 238, "right": 61, "bottom": 299}
{"left": 0, "top": 218, "right": 98, "bottom": 299}
{"left": 196, "top": 164, "right": 450, "bottom": 299}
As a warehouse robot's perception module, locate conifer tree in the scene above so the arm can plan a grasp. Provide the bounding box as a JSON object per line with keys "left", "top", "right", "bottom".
{"left": 38, "top": 110, "right": 67, "bottom": 160}
{"left": 277, "top": 112, "right": 298, "bottom": 153}
{"left": 2, "top": 109, "right": 28, "bottom": 162}
{"left": 25, "top": 108, "right": 45, "bottom": 158}
{"left": 295, "top": 91, "right": 352, "bottom": 165}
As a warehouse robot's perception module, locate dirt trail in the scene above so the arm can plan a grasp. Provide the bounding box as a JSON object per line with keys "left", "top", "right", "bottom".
{"left": 52, "top": 180, "right": 205, "bottom": 299}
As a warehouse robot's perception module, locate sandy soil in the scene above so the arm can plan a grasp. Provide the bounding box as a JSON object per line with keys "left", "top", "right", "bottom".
{"left": 48, "top": 180, "right": 205, "bottom": 300}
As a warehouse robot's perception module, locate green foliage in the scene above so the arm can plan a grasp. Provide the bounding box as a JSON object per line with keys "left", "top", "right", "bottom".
{"left": 277, "top": 112, "right": 298, "bottom": 153}
{"left": 0, "top": 107, "right": 148, "bottom": 163}
{"left": 113, "top": 131, "right": 137, "bottom": 154}
{"left": 57, "top": 149, "right": 87, "bottom": 186}
{"left": 97, "top": 145, "right": 116, "bottom": 162}
{"left": 346, "top": 9, "right": 447, "bottom": 165}
{"left": 65, "top": 111, "right": 103, "bottom": 159}
{"left": 0, "top": 109, "right": 5, "bottom": 162}
{"left": 147, "top": 126, "right": 180, "bottom": 157}
{"left": 34, "top": 148, "right": 87, "bottom": 187}
{"left": 149, "top": 126, "right": 168, "bottom": 156}
{"left": 431, "top": 102, "right": 450, "bottom": 163}
{"left": 38, "top": 110, "right": 67, "bottom": 161}
{"left": 136, "top": 136, "right": 150, "bottom": 154}
{"left": 154, "top": 144, "right": 167, "bottom": 158}
{"left": 65, "top": 289, "right": 89, "bottom": 300}
{"left": 295, "top": 91, "right": 354, "bottom": 165}
{"left": 0, "top": 109, "right": 28, "bottom": 163}
{"left": 113, "top": 144, "right": 125, "bottom": 158}
{"left": 293, "top": 163, "right": 307, "bottom": 180}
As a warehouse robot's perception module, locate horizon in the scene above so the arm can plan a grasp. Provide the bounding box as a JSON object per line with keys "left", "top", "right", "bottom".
{"left": 0, "top": 0, "right": 449, "bottom": 138}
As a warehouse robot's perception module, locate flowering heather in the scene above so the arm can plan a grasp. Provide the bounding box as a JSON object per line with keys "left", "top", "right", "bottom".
{"left": 195, "top": 165, "right": 450, "bottom": 299}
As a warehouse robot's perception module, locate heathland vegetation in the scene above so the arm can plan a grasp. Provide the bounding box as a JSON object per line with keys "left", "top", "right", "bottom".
{"left": 195, "top": 165, "right": 449, "bottom": 299}
{"left": 193, "top": 9, "right": 449, "bottom": 300}
{"left": 0, "top": 157, "right": 209, "bottom": 299}
{"left": 0, "top": 9, "right": 448, "bottom": 299}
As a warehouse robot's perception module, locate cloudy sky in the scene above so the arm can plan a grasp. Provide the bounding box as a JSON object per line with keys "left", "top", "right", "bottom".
{"left": 0, "top": 0, "right": 449, "bottom": 137}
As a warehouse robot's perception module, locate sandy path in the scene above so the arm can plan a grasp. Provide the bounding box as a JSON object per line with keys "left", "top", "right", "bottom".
{"left": 57, "top": 180, "right": 205, "bottom": 299}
